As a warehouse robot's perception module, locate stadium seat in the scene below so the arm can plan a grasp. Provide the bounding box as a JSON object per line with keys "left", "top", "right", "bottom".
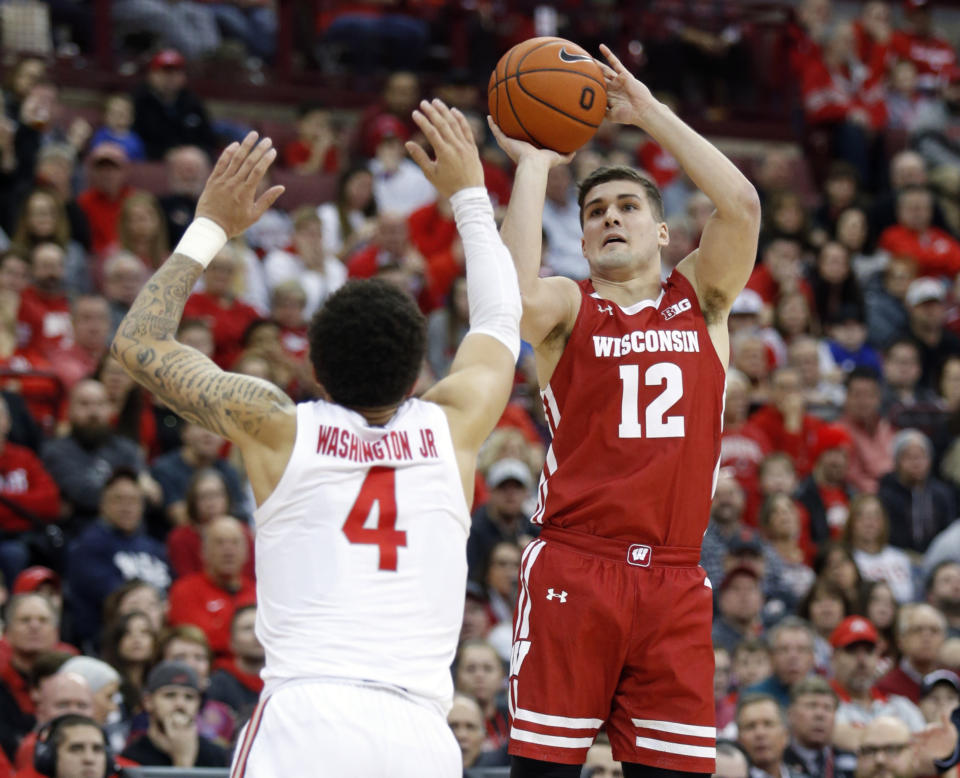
{"left": 269, "top": 169, "right": 337, "bottom": 210}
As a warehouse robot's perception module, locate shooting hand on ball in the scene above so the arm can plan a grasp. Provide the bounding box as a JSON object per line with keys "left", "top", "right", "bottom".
{"left": 486, "top": 117, "right": 573, "bottom": 169}
{"left": 406, "top": 99, "right": 484, "bottom": 198}
{"left": 597, "top": 43, "right": 657, "bottom": 125}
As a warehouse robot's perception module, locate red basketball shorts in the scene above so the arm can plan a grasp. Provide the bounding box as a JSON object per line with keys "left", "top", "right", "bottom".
{"left": 507, "top": 528, "right": 716, "bottom": 772}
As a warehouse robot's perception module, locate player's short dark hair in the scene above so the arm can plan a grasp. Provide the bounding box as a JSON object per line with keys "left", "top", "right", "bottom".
{"left": 577, "top": 165, "right": 664, "bottom": 226}
{"left": 47, "top": 714, "right": 104, "bottom": 750}
{"left": 308, "top": 279, "right": 426, "bottom": 409}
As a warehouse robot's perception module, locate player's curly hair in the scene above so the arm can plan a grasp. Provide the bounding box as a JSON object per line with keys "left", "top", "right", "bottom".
{"left": 577, "top": 165, "right": 664, "bottom": 225}
{"left": 309, "top": 279, "right": 426, "bottom": 409}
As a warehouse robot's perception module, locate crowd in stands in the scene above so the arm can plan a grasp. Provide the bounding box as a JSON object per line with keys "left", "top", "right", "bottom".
{"left": 1, "top": 0, "right": 960, "bottom": 776}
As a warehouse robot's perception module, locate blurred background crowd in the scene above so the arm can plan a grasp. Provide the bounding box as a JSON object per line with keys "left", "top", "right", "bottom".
{"left": 2, "top": 0, "right": 960, "bottom": 776}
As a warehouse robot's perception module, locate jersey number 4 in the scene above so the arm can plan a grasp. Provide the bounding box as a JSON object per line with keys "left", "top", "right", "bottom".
{"left": 342, "top": 467, "right": 407, "bottom": 571}
{"left": 617, "top": 362, "right": 685, "bottom": 439}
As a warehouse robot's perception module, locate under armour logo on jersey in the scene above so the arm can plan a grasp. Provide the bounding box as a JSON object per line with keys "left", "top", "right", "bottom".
{"left": 546, "top": 588, "right": 568, "bottom": 602}
{"left": 627, "top": 544, "right": 652, "bottom": 568}
{"left": 661, "top": 298, "right": 691, "bottom": 321}
{"left": 597, "top": 303, "right": 613, "bottom": 316}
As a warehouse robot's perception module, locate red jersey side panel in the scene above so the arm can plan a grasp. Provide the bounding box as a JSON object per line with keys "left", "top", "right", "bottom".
{"left": 534, "top": 270, "right": 726, "bottom": 547}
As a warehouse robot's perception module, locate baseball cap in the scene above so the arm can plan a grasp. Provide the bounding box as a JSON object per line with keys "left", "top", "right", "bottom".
{"left": 920, "top": 669, "right": 960, "bottom": 698}
{"left": 811, "top": 423, "right": 853, "bottom": 463}
{"left": 368, "top": 114, "right": 409, "bottom": 148}
{"left": 88, "top": 142, "right": 129, "bottom": 167}
{"left": 905, "top": 277, "right": 946, "bottom": 307}
{"left": 718, "top": 564, "right": 760, "bottom": 594}
{"left": 12, "top": 566, "right": 60, "bottom": 595}
{"left": 728, "top": 533, "right": 764, "bottom": 557}
{"left": 486, "top": 458, "right": 532, "bottom": 490}
{"left": 730, "top": 289, "right": 763, "bottom": 316}
{"left": 145, "top": 661, "right": 199, "bottom": 693}
{"left": 149, "top": 49, "right": 186, "bottom": 71}
{"left": 830, "top": 616, "right": 879, "bottom": 649}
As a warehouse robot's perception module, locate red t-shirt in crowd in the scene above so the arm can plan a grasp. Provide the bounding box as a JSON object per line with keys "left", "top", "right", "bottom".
{"left": 76, "top": 186, "right": 133, "bottom": 256}
{"left": 213, "top": 656, "right": 264, "bottom": 695}
{"left": 17, "top": 288, "right": 72, "bottom": 355}
{"left": 747, "top": 406, "right": 824, "bottom": 478}
{"left": 877, "top": 225, "right": 960, "bottom": 278}
{"left": 182, "top": 292, "right": 262, "bottom": 369}
{"left": 0, "top": 350, "right": 62, "bottom": 433}
{"left": 282, "top": 140, "right": 340, "bottom": 173}
{"left": 407, "top": 202, "right": 457, "bottom": 259}
{"left": 0, "top": 442, "right": 60, "bottom": 533}
{"left": 167, "top": 571, "right": 256, "bottom": 656}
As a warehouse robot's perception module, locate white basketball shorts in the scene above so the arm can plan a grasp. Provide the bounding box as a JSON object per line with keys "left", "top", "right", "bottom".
{"left": 230, "top": 679, "right": 461, "bottom": 777}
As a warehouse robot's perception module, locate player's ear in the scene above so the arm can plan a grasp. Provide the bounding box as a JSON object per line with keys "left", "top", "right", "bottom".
{"left": 658, "top": 221, "right": 669, "bottom": 248}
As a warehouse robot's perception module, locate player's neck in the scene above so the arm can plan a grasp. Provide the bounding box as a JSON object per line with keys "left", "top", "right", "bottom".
{"left": 590, "top": 265, "right": 663, "bottom": 308}
{"left": 353, "top": 404, "right": 400, "bottom": 427}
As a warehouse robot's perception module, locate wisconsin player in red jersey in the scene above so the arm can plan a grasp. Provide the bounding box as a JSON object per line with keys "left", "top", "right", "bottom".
{"left": 488, "top": 44, "right": 761, "bottom": 777}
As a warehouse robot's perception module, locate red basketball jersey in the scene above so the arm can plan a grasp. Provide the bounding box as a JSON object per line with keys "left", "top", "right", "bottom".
{"left": 533, "top": 270, "right": 726, "bottom": 547}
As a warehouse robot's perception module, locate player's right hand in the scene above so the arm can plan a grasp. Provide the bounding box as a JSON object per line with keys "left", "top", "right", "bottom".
{"left": 406, "top": 99, "right": 484, "bottom": 198}
{"left": 486, "top": 117, "right": 573, "bottom": 169}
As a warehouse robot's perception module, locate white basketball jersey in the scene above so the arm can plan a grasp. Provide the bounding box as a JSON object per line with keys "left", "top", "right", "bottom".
{"left": 253, "top": 398, "right": 470, "bottom": 714}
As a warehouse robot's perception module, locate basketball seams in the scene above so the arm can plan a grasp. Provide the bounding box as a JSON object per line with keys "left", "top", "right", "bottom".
{"left": 503, "top": 42, "right": 542, "bottom": 147}
{"left": 514, "top": 73, "right": 602, "bottom": 129}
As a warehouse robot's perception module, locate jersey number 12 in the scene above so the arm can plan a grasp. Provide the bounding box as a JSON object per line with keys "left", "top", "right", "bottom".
{"left": 342, "top": 467, "right": 406, "bottom": 571}
{"left": 617, "top": 362, "right": 685, "bottom": 439}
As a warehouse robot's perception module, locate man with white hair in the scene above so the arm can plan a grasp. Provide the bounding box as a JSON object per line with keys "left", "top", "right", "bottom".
{"left": 59, "top": 656, "right": 123, "bottom": 751}
{"left": 877, "top": 428, "right": 956, "bottom": 552}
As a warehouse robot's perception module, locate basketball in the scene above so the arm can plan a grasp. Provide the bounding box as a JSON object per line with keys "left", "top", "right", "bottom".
{"left": 488, "top": 37, "right": 607, "bottom": 154}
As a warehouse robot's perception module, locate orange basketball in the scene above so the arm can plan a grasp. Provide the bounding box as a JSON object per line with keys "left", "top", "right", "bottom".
{"left": 487, "top": 37, "right": 606, "bottom": 154}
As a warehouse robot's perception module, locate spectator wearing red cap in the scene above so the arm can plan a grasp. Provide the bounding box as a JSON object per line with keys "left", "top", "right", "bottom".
{"left": 829, "top": 615, "right": 926, "bottom": 750}
{"left": 712, "top": 565, "right": 764, "bottom": 654}
{"left": 367, "top": 114, "right": 435, "bottom": 218}
{"left": 891, "top": 0, "right": 958, "bottom": 93}
{"left": 167, "top": 517, "right": 255, "bottom": 657}
{"left": 838, "top": 367, "right": 895, "bottom": 494}
{"left": 878, "top": 428, "right": 955, "bottom": 552}
{"left": 75, "top": 143, "right": 133, "bottom": 257}
{"left": 131, "top": 51, "right": 216, "bottom": 161}
{"left": 876, "top": 603, "right": 947, "bottom": 703}
{"left": 354, "top": 72, "right": 421, "bottom": 159}
{"left": 795, "top": 423, "right": 854, "bottom": 544}
{"left": 0, "top": 392, "right": 59, "bottom": 587}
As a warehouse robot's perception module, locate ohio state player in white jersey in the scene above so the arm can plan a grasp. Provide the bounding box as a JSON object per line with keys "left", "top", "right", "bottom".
{"left": 111, "top": 100, "right": 522, "bottom": 777}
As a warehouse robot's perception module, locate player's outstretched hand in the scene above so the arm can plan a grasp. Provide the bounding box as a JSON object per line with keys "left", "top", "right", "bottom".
{"left": 912, "top": 711, "right": 959, "bottom": 774}
{"left": 596, "top": 43, "right": 657, "bottom": 126}
{"left": 486, "top": 116, "right": 573, "bottom": 169}
{"left": 406, "top": 99, "right": 484, "bottom": 198}
{"left": 195, "top": 131, "right": 285, "bottom": 238}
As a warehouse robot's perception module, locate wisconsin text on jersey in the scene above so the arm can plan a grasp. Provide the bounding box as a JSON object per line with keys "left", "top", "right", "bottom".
{"left": 592, "top": 329, "right": 701, "bottom": 358}
{"left": 316, "top": 424, "right": 440, "bottom": 463}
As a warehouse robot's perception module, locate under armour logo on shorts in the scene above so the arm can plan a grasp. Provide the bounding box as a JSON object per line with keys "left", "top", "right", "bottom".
{"left": 545, "top": 588, "right": 568, "bottom": 602}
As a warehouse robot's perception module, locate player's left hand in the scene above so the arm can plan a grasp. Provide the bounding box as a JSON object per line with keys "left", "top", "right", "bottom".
{"left": 596, "top": 43, "right": 658, "bottom": 126}
{"left": 195, "top": 131, "right": 285, "bottom": 238}
{"left": 406, "top": 99, "right": 484, "bottom": 198}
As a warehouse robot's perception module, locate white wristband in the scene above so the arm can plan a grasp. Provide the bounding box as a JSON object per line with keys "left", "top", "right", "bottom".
{"left": 174, "top": 217, "right": 228, "bottom": 269}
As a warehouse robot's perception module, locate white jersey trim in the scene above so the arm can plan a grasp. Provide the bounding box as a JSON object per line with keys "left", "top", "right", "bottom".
{"left": 510, "top": 727, "right": 594, "bottom": 749}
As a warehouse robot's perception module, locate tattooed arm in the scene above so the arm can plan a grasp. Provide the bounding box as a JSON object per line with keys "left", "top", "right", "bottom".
{"left": 111, "top": 133, "right": 293, "bottom": 454}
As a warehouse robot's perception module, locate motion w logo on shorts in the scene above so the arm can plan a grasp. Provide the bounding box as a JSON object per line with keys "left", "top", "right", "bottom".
{"left": 627, "top": 544, "right": 652, "bottom": 567}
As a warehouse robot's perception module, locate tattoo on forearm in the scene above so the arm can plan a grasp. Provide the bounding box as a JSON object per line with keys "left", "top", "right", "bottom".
{"left": 112, "top": 253, "right": 293, "bottom": 441}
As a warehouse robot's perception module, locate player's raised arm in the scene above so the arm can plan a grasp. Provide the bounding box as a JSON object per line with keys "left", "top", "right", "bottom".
{"left": 406, "top": 100, "right": 519, "bottom": 456}
{"left": 111, "top": 133, "right": 295, "bottom": 453}
{"left": 486, "top": 120, "right": 581, "bottom": 349}
{"left": 598, "top": 44, "right": 761, "bottom": 322}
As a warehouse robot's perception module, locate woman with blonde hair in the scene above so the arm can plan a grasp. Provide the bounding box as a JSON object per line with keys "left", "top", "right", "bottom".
{"left": 12, "top": 187, "right": 90, "bottom": 293}
{"left": 844, "top": 493, "right": 915, "bottom": 602}
{"left": 116, "top": 191, "right": 169, "bottom": 272}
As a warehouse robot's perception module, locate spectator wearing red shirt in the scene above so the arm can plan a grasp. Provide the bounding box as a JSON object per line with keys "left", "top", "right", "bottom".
{"left": 47, "top": 296, "right": 111, "bottom": 394}
{"left": 838, "top": 367, "right": 896, "bottom": 494}
{"left": 795, "top": 423, "right": 854, "bottom": 545}
{"left": 353, "top": 71, "right": 420, "bottom": 158}
{"left": 407, "top": 197, "right": 457, "bottom": 260}
{"left": 17, "top": 243, "right": 72, "bottom": 356}
{"left": 878, "top": 187, "right": 960, "bottom": 278}
{"left": 182, "top": 249, "right": 261, "bottom": 369}
{"left": 853, "top": 1, "right": 894, "bottom": 74}
{"left": 166, "top": 469, "right": 254, "bottom": 580}
{"left": 875, "top": 603, "right": 947, "bottom": 703}
{"left": 167, "top": 517, "right": 256, "bottom": 657}
{"left": 721, "top": 368, "right": 772, "bottom": 518}
{"left": 890, "top": 0, "right": 957, "bottom": 92}
{"left": 0, "top": 394, "right": 59, "bottom": 587}
{"left": 746, "top": 236, "right": 813, "bottom": 309}
{"left": 282, "top": 103, "right": 340, "bottom": 175}
{"left": 749, "top": 366, "right": 824, "bottom": 479}
{"left": 75, "top": 144, "right": 132, "bottom": 256}
{"left": 347, "top": 212, "right": 456, "bottom": 313}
